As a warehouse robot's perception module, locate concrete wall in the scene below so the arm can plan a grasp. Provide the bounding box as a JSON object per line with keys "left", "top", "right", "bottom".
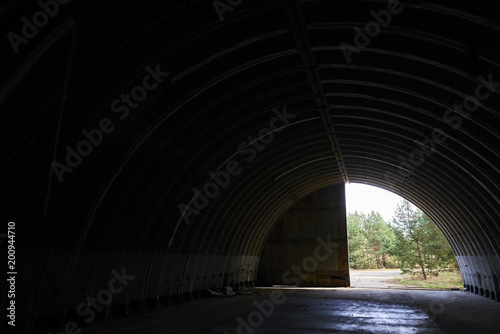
{"left": 257, "top": 184, "right": 349, "bottom": 287}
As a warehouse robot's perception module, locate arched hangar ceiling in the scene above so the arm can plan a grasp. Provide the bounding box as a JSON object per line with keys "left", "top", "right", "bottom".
{"left": 2, "top": 0, "right": 500, "bottom": 330}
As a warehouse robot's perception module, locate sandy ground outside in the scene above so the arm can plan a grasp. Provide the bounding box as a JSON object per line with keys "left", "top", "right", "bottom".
{"left": 349, "top": 269, "right": 421, "bottom": 288}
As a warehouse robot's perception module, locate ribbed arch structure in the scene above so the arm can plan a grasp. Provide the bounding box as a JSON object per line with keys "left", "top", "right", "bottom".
{"left": 2, "top": 0, "right": 500, "bottom": 331}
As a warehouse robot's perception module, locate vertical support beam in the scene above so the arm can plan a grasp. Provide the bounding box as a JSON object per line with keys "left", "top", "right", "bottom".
{"left": 258, "top": 184, "right": 349, "bottom": 287}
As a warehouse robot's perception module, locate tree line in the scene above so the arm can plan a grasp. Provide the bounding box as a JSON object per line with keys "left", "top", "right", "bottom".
{"left": 347, "top": 200, "right": 458, "bottom": 279}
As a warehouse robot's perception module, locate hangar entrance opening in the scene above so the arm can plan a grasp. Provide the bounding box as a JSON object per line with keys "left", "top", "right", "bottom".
{"left": 257, "top": 183, "right": 461, "bottom": 290}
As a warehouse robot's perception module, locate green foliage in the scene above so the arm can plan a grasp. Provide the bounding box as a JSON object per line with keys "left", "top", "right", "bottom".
{"left": 347, "top": 211, "right": 397, "bottom": 269}
{"left": 347, "top": 200, "right": 459, "bottom": 278}
{"left": 347, "top": 212, "right": 367, "bottom": 268}
{"left": 390, "top": 200, "right": 459, "bottom": 279}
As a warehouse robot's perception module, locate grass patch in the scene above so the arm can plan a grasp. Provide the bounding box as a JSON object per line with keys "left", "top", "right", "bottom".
{"left": 396, "top": 271, "right": 463, "bottom": 289}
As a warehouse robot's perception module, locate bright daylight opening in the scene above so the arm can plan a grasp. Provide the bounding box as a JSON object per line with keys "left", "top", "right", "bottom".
{"left": 345, "top": 183, "right": 461, "bottom": 290}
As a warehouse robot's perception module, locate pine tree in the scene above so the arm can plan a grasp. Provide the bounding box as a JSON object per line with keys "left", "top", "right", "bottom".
{"left": 390, "top": 200, "right": 458, "bottom": 279}
{"left": 392, "top": 200, "right": 427, "bottom": 279}
{"left": 347, "top": 211, "right": 396, "bottom": 269}
{"left": 347, "top": 200, "right": 458, "bottom": 276}
{"left": 347, "top": 211, "right": 368, "bottom": 269}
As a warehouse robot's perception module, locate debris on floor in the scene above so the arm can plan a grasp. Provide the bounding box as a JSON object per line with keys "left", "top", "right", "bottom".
{"left": 202, "top": 286, "right": 259, "bottom": 298}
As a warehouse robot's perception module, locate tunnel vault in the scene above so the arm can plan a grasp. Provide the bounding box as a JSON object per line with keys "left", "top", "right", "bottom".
{"left": 1, "top": 0, "right": 500, "bottom": 332}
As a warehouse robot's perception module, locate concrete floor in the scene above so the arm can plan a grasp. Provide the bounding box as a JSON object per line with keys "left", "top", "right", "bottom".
{"left": 82, "top": 288, "right": 500, "bottom": 334}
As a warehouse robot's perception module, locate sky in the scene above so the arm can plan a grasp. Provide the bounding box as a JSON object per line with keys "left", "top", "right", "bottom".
{"left": 345, "top": 183, "right": 403, "bottom": 222}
